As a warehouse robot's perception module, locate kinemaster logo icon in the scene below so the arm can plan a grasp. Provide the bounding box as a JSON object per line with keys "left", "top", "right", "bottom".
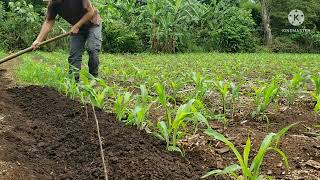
{"left": 288, "top": 9, "right": 305, "bottom": 26}
{"left": 282, "top": 9, "right": 310, "bottom": 33}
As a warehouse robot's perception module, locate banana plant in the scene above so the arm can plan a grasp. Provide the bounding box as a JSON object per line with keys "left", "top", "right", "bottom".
{"left": 202, "top": 123, "right": 297, "bottom": 179}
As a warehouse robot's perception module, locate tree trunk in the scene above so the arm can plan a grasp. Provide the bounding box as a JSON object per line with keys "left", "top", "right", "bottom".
{"left": 261, "top": 0, "right": 272, "bottom": 46}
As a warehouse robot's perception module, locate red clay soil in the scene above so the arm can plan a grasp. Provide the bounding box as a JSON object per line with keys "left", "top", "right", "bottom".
{"left": 0, "top": 69, "right": 213, "bottom": 180}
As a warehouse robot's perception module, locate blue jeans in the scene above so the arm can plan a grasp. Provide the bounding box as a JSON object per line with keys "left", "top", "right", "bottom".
{"left": 68, "top": 24, "right": 102, "bottom": 82}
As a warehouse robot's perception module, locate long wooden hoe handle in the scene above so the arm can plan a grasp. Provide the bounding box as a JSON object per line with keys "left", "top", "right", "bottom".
{"left": 0, "top": 32, "right": 70, "bottom": 65}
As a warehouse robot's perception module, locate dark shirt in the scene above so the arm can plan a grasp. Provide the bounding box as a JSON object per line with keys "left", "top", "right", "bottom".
{"left": 46, "top": 0, "right": 101, "bottom": 28}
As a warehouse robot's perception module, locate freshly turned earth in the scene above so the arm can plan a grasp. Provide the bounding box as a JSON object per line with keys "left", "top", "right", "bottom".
{"left": 0, "top": 67, "right": 319, "bottom": 180}
{"left": 0, "top": 69, "right": 210, "bottom": 180}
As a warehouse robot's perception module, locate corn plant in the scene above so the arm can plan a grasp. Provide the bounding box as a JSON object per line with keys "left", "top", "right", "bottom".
{"left": 137, "top": 84, "right": 150, "bottom": 105}
{"left": 155, "top": 99, "right": 209, "bottom": 156}
{"left": 127, "top": 85, "right": 153, "bottom": 130}
{"left": 311, "top": 75, "right": 320, "bottom": 112}
{"left": 127, "top": 104, "right": 151, "bottom": 130}
{"left": 192, "top": 72, "right": 208, "bottom": 101}
{"left": 155, "top": 83, "right": 173, "bottom": 128}
{"left": 202, "top": 123, "right": 297, "bottom": 179}
{"left": 311, "top": 93, "right": 320, "bottom": 113}
{"left": 114, "top": 92, "right": 132, "bottom": 121}
{"left": 88, "top": 88, "right": 110, "bottom": 109}
{"left": 63, "top": 77, "right": 80, "bottom": 100}
{"left": 170, "top": 81, "right": 183, "bottom": 106}
{"left": 251, "top": 81, "right": 279, "bottom": 123}
{"left": 311, "top": 75, "right": 320, "bottom": 96}
{"left": 230, "top": 82, "right": 241, "bottom": 120}
{"left": 155, "top": 99, "right": 192, "bottom": 155}
{"left": 282, "top": 73, "right": 302, "bottom": 106}
{"left": 214, "top": 80, "right": 230, "bottom": 115}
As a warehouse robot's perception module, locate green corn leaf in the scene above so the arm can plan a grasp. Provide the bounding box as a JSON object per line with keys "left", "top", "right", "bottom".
{"left": 272, "top": 147, "right": 289, "bottom": 169}
{"left": 201, "top": 164, "right": 241, "bottom": 179}
{"left": 157, "top": 121, "right": 169, "bottom": 147}
{"left": 274, "top": 123, "right": 298, "bottom": 148}
{"left": 194, "top": 113, "right": 210, "bottom": 129}
{"left": 250, "top": 133, "right": 276, "bottom": 177}
{"left": 204, "top": 128, "right": 252, "bottom": 177}
{"left": 243, "top": 136, "right": 251, "bottom": 167}
{"left": 168, "top": 146, "right": 184, "bottom": 156}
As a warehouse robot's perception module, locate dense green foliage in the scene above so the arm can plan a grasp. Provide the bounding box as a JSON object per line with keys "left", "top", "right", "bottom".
{"left": 0, "top": 0, "right": 319, "bottom": 52}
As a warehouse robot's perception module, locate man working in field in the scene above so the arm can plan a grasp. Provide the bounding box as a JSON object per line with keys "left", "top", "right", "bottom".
{"left": 32, "top": 0, "right": 102, "bottom": 82}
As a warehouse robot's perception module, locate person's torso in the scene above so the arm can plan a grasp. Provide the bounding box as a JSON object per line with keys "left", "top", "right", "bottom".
{"left": 53, "top": 0, "right": 100, "bottom": 27}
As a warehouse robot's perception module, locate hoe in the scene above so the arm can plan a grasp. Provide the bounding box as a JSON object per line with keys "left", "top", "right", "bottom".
{"left": 0, "top": 32, "right": 70, "bottom": 65}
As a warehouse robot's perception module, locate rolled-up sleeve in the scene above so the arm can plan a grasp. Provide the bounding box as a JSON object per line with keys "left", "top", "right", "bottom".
{"left": 46, "top": 4, "right": 57, "bottom": 21}
{"left": 82, "top": 0, "right": 90, "bottom": 11}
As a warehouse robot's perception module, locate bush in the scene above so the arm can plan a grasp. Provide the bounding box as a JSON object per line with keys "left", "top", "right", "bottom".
{"left": 0, "top": 0, "right": 41, "bottom": 50}
{"left": 103, "top": 19, "right": 144, "bottom": 53}
{"left": 0, "top": 0, "right": 69, "bottom": 51}
{"left": 198, "top": 3, "right": 257, "bottom": 52}
{"left": 271, "top": 32, "right": 320, "bottom": 53}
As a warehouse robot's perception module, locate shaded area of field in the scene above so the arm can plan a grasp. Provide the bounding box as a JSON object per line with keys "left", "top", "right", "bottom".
{"left": 0, "top": 69, "right": 211, "bottom": 180}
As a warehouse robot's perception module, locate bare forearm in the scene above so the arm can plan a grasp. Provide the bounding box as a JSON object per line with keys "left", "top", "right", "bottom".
{"left": 74, "top": 9, "right": 95, "bottom": 29}
{"left": 36, "top": 20, "right": 55, "bottom": 42}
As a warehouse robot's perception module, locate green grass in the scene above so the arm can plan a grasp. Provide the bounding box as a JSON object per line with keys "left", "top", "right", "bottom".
{"left": 0, "top": 51, "right": 5, "bottom": 58}
{"left": 16, "top": 51, "right": 320, "bottom": 111}
{"left": 20, "top": 51, "right": 320, "bottom": 87}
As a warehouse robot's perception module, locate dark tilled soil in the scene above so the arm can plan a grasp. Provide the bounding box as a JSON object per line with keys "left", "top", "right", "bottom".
{"left": 0, "top": 69, "right": 212, "bottom": 180}
{"left": 1, "top": 67, "right": 320, "bottom": 180}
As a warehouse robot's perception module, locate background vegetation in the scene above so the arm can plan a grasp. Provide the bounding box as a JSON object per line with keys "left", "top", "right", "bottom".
{"left": 0, "top": 0, "right": 319, "bottom": 53}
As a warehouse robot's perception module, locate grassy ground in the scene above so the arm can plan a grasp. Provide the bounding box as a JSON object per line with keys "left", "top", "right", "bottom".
{"left": 0, "top": 51, "right": 5, "bottom": 58}
{"left": 16, "top": 51, "right": 320, "bottom": 104}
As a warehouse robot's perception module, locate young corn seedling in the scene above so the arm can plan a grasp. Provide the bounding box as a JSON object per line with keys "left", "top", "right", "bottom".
{"left": 155, "top": 83, "right": 173, "bottom": 128}
{"left": 114, "top": 92, "right": 132, "bottom": 121}
{"left": 63, "top": 77, "right": 80, "bottom": 100}
{"left": 202, "top": 123, "right": 297, "bottom": 179}
{"left": 154, "top": 99, "right": 194, "bottom": 156}
{"left": 88, "top": 88, "right": 110, "bottom": 110}
{"left": 213, "top": 80, "right": 231, "bottom": 127}
{"left": 282, "top": 73, "right": 302, "bottom": 106}
{"left": 155, "top": 99, "right": 209, "bottom": 156}
{"left": 251, "top": 81, "right": 279, "bottom": 124}
{"left": 230, "top": 82, "right": 241, "bottom": 120}
{"left": 311, "top": 75, "right": 320, "bottom": 112}
{"left": 170, "top": 81, "right": 183, "bottom": 107}
{"left": 311, "top": 75, "right": 320, "bottom": 96}
{"left": 214, "top": 80, "right": 230, "bottom": 115}
{"left": 192, "top": 72, "right": 208, "bottom": 101}
{"left": 311, "top": 93, "right": 320, "bottom": 113}
{"left": 127, "top": 85, "right": 153, "bottom": 130}
{"left": 127, "top": 104, "right": 151, "bottom": 131}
